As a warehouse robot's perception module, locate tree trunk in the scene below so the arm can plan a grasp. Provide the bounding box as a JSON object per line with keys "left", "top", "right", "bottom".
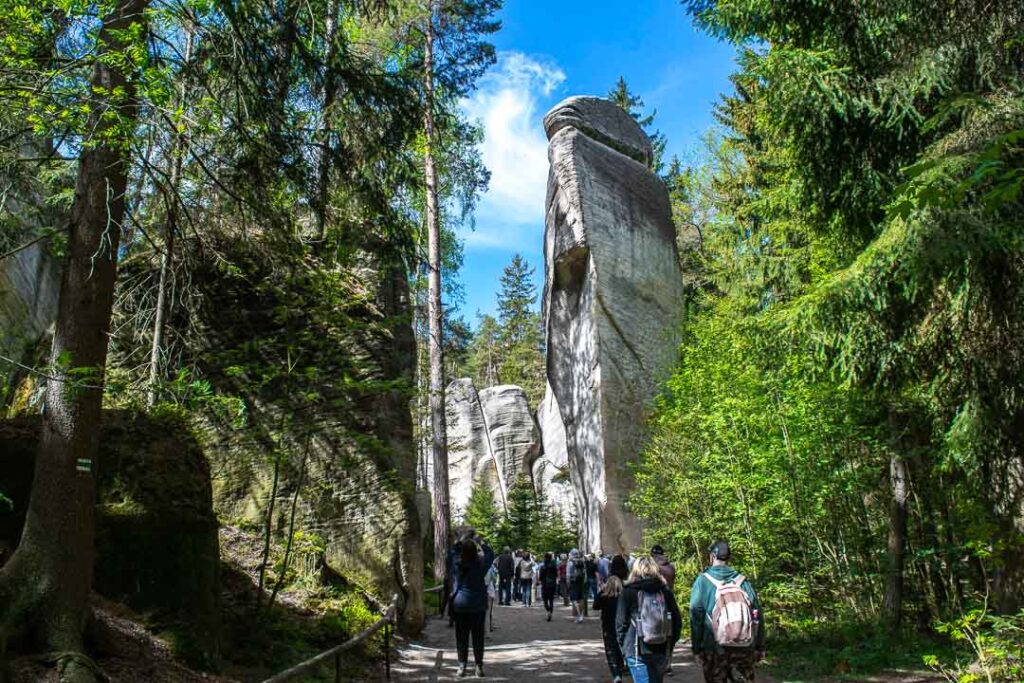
{"left": 0, "top": 1, "right": 147, "bottom": 679}
{"left": 315, "top": 0, "right": 340, "bottom": 243}
{"left": 147, "top": 31, "right": 193, "bottom": 407}
{"left": 424, "top": 3, "right": 450, "bottom": 583}
{"left": 883, "top": 452, "right": 908, "bottom": 629}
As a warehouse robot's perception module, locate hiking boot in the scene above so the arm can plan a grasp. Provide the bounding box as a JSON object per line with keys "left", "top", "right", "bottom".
{"left": 547, "top": 612, "right": 552, "bottom": 622}
{"left": 458, "top": 662, "right": 468, "bottom": 678}
{"left": 475, "top": 664, "right": 485, "bottom": 678}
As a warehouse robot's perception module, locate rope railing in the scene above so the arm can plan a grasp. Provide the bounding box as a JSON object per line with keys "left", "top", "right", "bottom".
{"left": 262, "top": 593, "right": 399, "bottom": 683}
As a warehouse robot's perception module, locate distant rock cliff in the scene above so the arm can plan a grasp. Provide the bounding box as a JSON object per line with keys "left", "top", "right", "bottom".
{"left": 444, "top": 379, "right": 541, "bottom": 516}
{"left": 541, "top": 96, "right": 684, "bottom": 553}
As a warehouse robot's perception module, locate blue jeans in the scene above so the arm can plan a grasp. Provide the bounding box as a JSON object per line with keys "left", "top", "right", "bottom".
{"left": 521, "top": 579, "right": 533, "bottom": 605}
{"left": 626, "top": 654, "right": 667, "bottom": 683}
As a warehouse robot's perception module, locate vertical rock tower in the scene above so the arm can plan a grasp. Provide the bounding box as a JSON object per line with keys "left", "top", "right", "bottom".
{"left": 541, "top": 96, "right": 684, "bottom": 553}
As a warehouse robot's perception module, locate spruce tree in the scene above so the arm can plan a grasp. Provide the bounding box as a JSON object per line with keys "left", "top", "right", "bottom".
{"left": 463, "top": 480, "right": 502, "bottom": 543}
{"left": 503, "top": 474, "right": 539, "bottom": 550}
{"left": 608, "top": 76, "right": 667, "bottom": 173}
{"left": 494, "top": 254, "right": 545, "bottom": 404}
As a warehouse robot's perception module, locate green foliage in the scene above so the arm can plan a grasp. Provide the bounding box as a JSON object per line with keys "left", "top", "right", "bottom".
{"left": 636, "top": 1, "right": 1024, "bottom": 678}
{"left": 927, "top": 609, "right": 1024, "bottom": 683}
{"left": 494, "top": 254, "right": 544, "bottom": 404}
{"left": 608, "top": 76, "right": 667, "bottom": 173}
{"left": 462, "top": 480, "right": 502, "bottom": 543}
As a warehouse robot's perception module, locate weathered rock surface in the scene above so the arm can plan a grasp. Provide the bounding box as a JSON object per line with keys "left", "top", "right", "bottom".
{"left": 0, "top": 411, "right": 222, "bottom": 669}
{"left": 542, "top": 95, "right": 684, "bottom": 553}
{"left": 479, "top": 385, "right": 541, "bottom": 494}
{"left": 446, "top": 378, "right": 505, "bottom": 514}
{"left": 533, "top": 387, "right": 575, "bottom": 519}
{"left": 443, "top": 380, "right": 541, "bottom": 515}
{"left": 0, "top": 241, "right": 60, "bottom": 378}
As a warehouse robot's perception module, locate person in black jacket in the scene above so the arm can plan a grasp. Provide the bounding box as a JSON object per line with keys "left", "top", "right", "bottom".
{"left": 616, "top": 556, "right": 683, "bottom": 683}
{"left": 594, "top": 574, "right": 626, "bottom": 683}
{"left": 452, "top": 534, "right": 496, "bottom": 678}
{"left": 538, "top": 552, "right": 559, "bottom": 621}
{"left": 496, "top": 546, "right": 515, "bottom": 606}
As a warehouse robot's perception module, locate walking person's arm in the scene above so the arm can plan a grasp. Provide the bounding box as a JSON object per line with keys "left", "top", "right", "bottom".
{"left": 615, "top": 589, "right": 633, "bottom": 651}
{"left": 666, "top": 588, "right": 683, "bottom": 647}
{"left": 689, "top": 576, "right": 707, "bottom": 658}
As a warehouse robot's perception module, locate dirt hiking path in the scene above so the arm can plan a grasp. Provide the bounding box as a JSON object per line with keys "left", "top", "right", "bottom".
{"left": 391, "top": 601, "right": 711, "bottom": 682}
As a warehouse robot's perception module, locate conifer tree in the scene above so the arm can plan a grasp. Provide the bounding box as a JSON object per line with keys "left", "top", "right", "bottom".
{"left": 463, "top": 480, "right": 502, "bottom": 543}
{"left": 494, "top": 254, "right": 544, "bottom": 403}
{"left": 608, "top": 76, "right": 667, "bottom": 173}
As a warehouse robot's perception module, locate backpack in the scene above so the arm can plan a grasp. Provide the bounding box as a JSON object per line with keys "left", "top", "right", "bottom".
{"left": 635, "top": 589, "right": 671, "bottom": 646}
{"left": 704, "top": 573, "right": 755, "bottom": 648}
{"left": 571, "top": 559, "right": 586, "bottom": 585}
{"left": 520, "top": 560, "right": 534, "bottom": 580}
{"left": 542, "top": 563, "right": 558, "bottom": 587}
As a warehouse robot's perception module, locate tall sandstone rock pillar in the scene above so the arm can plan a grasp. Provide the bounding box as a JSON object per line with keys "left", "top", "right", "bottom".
{"left": 541, "top": 96, "right": 683, "bottom": 554}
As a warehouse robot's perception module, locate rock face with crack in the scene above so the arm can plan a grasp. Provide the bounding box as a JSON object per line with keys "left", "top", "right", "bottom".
{"left": 444, "top": 379, "right": 541, "bottom": 516}
{"left": 542, "top": 95, "right": 684, "bottom": 553}
{"left": 533, "top": 386, "right": 575, "bottom": 520}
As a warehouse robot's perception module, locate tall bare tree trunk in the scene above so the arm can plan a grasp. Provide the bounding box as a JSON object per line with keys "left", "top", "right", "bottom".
{"left": 147, "top": 31, "right": 194, "bottom": 407}
{"left": 315, "top": 0, "right": 339, "bottom": 243}
{"left": 884, "top": 452, "right": 908, "bottom": 629}
{"left": 424, "top": 2, "right": 450, "bottom": 583}
{"left": 0, "top": 1, "right": 147, "bottom": 679}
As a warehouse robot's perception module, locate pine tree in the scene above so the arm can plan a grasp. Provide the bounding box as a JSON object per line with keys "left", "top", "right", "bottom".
{"left": 466, "top": 313, "right": 500, "bottom": 387}
{"left": 494, "top": 254, "right": 545, "bottom": 404}
{"left": 463, "top": 480, "right": 502, "bottom": 543}
{"left": 608, "top": 76, "right": 667, "bottom": 173}
{"left": 503, "top": 474, "right": 539, "bottom": 550}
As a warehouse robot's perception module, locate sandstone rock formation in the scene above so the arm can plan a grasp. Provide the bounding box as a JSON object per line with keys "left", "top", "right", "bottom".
{"left": 443, "top": 379, "right": 541, "bottom": 516}
{"left": 0, "top": 241, "right": 60, "bottom": 376}
{"left": 542, "top": 95, "right": 684, "bottom": 553}
{"left": 533, "top": 386, "right": 575, "bottom": 519}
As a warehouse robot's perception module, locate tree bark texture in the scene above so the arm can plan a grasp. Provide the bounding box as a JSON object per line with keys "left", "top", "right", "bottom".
{"left": 883, "top": 452, "right": 909, "bottom": 629}
{"left": 0, "top": 1, "right": 147, "bottom": 679}
{"left": 424, "top": 4, "right": 451, "bottom": 583}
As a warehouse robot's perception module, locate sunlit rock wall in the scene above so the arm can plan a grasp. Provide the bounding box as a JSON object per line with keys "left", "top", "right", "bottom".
{"left": 542, "top": 95, "right": 684, "bottom": 554}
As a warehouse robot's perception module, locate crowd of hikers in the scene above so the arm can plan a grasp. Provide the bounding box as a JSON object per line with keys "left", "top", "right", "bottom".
{"left": 442, "top": 529, "right": 765, "bottom": 682}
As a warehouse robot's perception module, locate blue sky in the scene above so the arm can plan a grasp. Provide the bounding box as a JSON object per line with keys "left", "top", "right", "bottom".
{"left": 455, "top": 0, "right": 737, "bottom": 325}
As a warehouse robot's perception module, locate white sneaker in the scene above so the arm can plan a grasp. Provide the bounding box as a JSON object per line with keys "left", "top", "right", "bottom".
{"left": 575, "top": 615, "right": 583, "bottom": 623}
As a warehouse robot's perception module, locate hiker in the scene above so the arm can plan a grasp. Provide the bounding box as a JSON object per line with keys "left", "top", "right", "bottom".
{"left": 485, "top": 559, "right": 498, "bottom": 632}
{"left": 586, "top": 553, "right": 601, "bottom": 600}
{"left": 512, "top": 550, "right": 523, "bottom": 602}
{"left": 651, "top": 545, "right": 677, "bottom": 673}
{"left": 539, "top": 552, "right": 559, "bottom": 621}
{"left": 690, "top": 540, "right": 765, "bottom": 683}
{"left": 496, "top": 546, "right": 515, "bottom": 606}
{"left": 519, "top": 552, "right": 535, "bottom": 606}
{"left": 558, "top": 553, "right": 570, "bottom": 606}
{"left": 597, "top": 553, "right": 611, "bottom": 588}
{"left": 451, "top": 533, "right": 495, "bottom": 678}
{"left": 594, "top": 575, "right": 626, "bottom": 683}
{"left": 567, "top": 548, "right": 587, "bottom": 623}
{"left": 616, "top": 556, "right": 682, "bottom": 683}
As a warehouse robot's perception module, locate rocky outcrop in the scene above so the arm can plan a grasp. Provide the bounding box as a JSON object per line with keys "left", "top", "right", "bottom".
{"left": 542, "top": 96, "right": 684, "bottom": 553}
{"left": 0, "top": 411, "right": 222, "bottom": 670}
{"left": 444, "top": 380, "right": 541, "bottom": 516}
{"left": 0, "top": 241, "right": 60, "bottom": 379}
{"left": 533, "top": 387, "right": 574, "bottom": 519}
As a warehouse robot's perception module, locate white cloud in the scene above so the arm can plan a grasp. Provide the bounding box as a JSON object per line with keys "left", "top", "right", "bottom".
{"left": 460, "top": 52, "right": 566, "bottom": 245}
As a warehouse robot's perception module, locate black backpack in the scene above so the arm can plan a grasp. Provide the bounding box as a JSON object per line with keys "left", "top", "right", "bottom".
{"left": 572, "top": 558, "right": 586, "bottom": 585}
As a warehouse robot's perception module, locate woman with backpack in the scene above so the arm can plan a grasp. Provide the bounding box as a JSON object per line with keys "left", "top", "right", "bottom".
{"left": 518, "top": 552, "right": 534, "bottom": 606}
{"left": 616, "top": 556, "right": 682, "bottom": 683}
{"left": 539, "top": 552, "right": 559, "bottom": 621}
{"left": 567, "top": 548, "right": 587, "bottom": 623}
{"left": 451, "top": 534, "right": 496, "bottom": 678}
{"left": 593, "top": 575, "right": 626, "bottom": 683}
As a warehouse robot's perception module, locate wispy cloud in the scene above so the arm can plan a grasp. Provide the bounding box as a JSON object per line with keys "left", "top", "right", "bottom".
{"left": 460, "top": 52, "right": 566, "bottom": 248}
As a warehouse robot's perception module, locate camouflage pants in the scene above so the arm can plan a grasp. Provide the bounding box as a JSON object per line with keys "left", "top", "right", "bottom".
{"left": 700, "top": 649, "right": 757, "bottom": 683}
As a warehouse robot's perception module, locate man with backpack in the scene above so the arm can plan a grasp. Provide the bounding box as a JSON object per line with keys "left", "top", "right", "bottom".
{"left": 689, "top": 540, "right": 765, "bottom": 682}
{"left": 566, "top": 549, "right": 587, "bottom": 623}
{"left": 616, "top": 555, "right": 683, "bottom": 683}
